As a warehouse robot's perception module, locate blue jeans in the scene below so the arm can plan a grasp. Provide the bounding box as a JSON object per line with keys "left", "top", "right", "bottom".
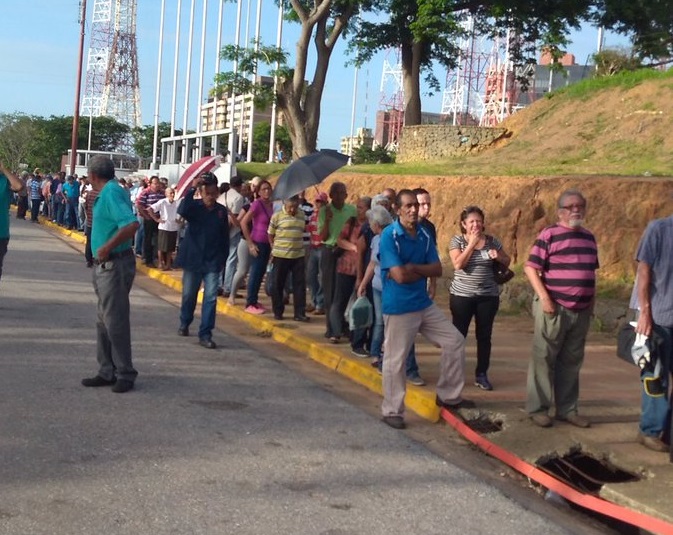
{"left": 640, "top": 324, "right": 672, "bottom": 437}
{"left": 246, "top": 241, "right": 271, "bottom": 307}
{"left": 221, "top": 232, "right": 241, "bottom": 293}
{"left": 66, "top": 200, "right": 79, "bottom": 229}
{"left": 370, "top": 288, "right": 384, "bottom": 358}
{"left": 306, "top": 246, "right": 323, "bottom": 309}
{"left": 134, "top": 214, "right": 144, "bottom": 254}
{"left": 55, "top": 201, "right": 65, "bottom": 225}
{"left": 180, "top": 270, "right": 220, "bottom": 340}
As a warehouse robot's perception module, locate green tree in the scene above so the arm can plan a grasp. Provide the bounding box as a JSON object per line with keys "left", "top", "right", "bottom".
{"left": 132, "top": 122, "right": 178, "bottom": 160}
{"left": 215, "top": 0, "right": 370, "bottom": 158}
{"left": 250, "top": 121, "right": 293, "bottom": 162}
{"left": 352, "top": 144, "right": 394, "bottom": 164}
{"left": 0, "top": 113, "right": 38, "bottom": 171}
{"left": 592, "top": 47, "right": 642, "bottom": 77}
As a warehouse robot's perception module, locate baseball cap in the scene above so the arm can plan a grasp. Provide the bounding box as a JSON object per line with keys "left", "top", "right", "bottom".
{"left": 314, "top": 192, "right": 328, "bottom": 203}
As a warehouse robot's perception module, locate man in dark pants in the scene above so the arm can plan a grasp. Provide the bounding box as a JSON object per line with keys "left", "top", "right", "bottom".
{"left": 135, "top": 176, "right": 165, "bottom": 268}
{"left": 0, "top": 162, "right": 25, "bottom": 285}
{"left": 81, "top": 156, "right": 139, "bottom": 393}
{"left": 177, "top": 172, "right": 229, "bottom": 349}
{"left": 318, "top": 182, "right": 356, "bottom": 338}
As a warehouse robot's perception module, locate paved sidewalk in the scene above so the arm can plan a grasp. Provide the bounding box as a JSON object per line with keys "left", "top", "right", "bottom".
{"left": 45, "top": 218, "right": 673, "bottom": 532}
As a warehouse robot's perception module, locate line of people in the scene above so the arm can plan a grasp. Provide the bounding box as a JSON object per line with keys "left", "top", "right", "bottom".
{"left": 7, "top": 160, "right": 666, "bottom": 454}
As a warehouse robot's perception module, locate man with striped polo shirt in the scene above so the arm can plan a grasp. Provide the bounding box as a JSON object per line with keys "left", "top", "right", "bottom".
{"left": 268, "top": 195, "right": 309, "bottom": 322}
{"left": 524, "top": 189, "right": 599, "bottom": 428}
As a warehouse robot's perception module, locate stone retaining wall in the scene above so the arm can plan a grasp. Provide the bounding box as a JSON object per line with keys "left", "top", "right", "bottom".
{"left": 398, "top": 125, "right": 507, "bottom": 163}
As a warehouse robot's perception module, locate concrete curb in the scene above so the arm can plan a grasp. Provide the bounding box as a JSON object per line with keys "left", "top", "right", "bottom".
{"left": 41, "top": 216, "right": 441, "bottom": 422}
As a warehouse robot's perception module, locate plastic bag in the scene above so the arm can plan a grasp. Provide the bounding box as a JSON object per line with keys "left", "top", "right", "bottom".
{"left": 346, "top": 296, "right": 373, "bottom": 331}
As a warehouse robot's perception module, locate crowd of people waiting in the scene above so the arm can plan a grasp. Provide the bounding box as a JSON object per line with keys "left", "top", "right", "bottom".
{"left": 9, "top": 162, "right": 671, "bottom": 454}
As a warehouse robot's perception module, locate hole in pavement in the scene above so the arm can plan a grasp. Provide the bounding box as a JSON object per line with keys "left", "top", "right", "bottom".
{"left": 537, "top": 449, "right": 639, "bottom": 494}
{"left": 464, "top": 413, "right": 503, "bottom": 434}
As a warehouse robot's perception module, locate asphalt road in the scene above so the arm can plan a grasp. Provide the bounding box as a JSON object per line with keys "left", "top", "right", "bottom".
{"left": 0, "top": 219, "right": 603, "bottom": 535}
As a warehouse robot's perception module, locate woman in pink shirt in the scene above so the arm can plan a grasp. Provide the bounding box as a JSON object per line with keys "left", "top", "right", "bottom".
{"left": 240, "top": 180, "right": 274, "bottom": 314}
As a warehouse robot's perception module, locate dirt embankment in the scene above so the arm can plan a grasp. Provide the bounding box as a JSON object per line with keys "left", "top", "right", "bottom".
{"left": 318, "top": 173, "right": 673, "bottom": 281}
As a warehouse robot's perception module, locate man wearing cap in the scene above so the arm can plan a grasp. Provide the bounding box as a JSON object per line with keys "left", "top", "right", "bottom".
{"left": 0, "top": 162, "right": 25, "bottom": 285}
{"left": 81, "top": 156, "right": 139, "bottom": 393}
{"left": 177, "top": 172, "right": 230, "bottom": 349}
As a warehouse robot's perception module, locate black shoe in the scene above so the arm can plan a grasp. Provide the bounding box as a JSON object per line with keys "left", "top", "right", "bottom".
{"left": 293, "top": 315, "right": 310, "bottom": 322}
{"left": 82, "top": 375, "right": 116, "bottom": 387}
{"left": 177, "top": 326, "right": 189, "bottom": 336}
{"left": 111, "top": 379, "right": 134, "bottom": 393}
{"left": 199, "top": 338, "right": 217, "bottom": 349}
{"left": 435, "top": 396, "right": 476, "bottom": 410}
{"left": 217, "top": 288, "right": 225, "bottom": 296}
{"left": 273, "top": 314, "right": 284, "bottom": 320}
{"left": 86, "top": 261, "right": 93, "bottom": 268}
{"left": 382, "top": 416, "right": 406, "bottom": 429}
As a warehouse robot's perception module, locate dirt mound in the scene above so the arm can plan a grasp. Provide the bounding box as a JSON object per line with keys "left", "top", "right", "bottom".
{"left": 317, "top": 173, "right": 673, "bottom": 281}
{"left": 487, "top": 75, "right": 673, "bottom": 175}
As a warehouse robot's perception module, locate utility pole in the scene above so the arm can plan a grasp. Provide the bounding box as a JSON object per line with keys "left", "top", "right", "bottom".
{"left": 70, "top": 0, "right": 87, "bottom": 176}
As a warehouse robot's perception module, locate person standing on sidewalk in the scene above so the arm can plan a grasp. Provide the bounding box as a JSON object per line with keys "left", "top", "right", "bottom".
{"left": 83, "top": 186, "right": 99, "bottom": 267}
{"left": 631, "top": 212, "right": 673, "bottom": 452}
{"left": 136, "top": 176, "right": 165, "bottom": 268}
{"left": 176, "top": 173, "right": 229, "bottom": 349}
{"left": 81, "top": 156, "right": 139, "bottom": 393}
{"left": 379, "top": 189, "right": 472, "bottom": 430}
{"left": 218, "top": 176, "right": 245, "bottom": 297}
{"left": 318, "top": 182, "right": 356, "bottom": 338}
{"left": 524, "top": 189, "right": 598, "bottom": 428}
{"left": 268, "top": 195, "right": 308, "bottom": 322}
{"left": 0, "top": 162, "right": 25, "bottom": 285}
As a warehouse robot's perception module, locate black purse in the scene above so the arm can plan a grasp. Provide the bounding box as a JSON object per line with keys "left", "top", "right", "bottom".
{"left": 492, "top": 261, "right": 515, "bottom": 285}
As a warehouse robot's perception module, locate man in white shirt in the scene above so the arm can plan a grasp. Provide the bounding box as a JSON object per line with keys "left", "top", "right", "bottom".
{"left": 217, "top": 176, "right": 245, "bottom": 297}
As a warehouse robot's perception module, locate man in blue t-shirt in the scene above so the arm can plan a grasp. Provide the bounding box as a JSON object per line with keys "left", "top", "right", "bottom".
{"left": 0, "top": 162, "right": 26, "bottom": 285}
{"left": 631, "top": 215, "right": 673, "bottom": 452}
{"left": 378, "top": 189, "right": 472, "bottom": 429}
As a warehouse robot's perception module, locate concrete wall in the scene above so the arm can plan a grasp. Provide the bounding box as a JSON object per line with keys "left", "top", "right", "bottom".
{"left": 398, "top": 125, "right": 507, "bottom": 162}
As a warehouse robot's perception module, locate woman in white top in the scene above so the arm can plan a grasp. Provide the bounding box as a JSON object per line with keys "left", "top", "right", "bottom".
{"left": 150, "top": 186, "right": 181, "bottom": 270}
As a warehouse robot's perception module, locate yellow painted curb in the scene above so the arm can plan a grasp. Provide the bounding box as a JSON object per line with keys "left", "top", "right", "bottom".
{"left": 47, "top": 219, "right": 441, "bottom": 423}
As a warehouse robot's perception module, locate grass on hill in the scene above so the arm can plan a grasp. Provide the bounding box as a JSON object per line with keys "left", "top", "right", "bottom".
{"left": 238, "top": 68, "right": 673, "bottom": 180}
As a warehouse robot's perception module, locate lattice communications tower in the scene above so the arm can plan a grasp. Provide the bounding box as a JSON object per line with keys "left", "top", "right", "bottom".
{"left": 81, "top": 0, "right": 141, "bottom": 129}
{"left": 376, "top": 48, "right": 404, "bottom": 151}
{"left": 440, "top": 16, "right": 490, "bottom": 126}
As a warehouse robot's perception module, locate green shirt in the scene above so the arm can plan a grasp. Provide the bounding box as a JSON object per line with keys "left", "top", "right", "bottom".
{"left": 0, "top": 174, "right": 10, "bottom": 240}
{"left": 317, "top": 202, "right": 356, "bottom": 247}
{"left": 92, "top": 180, "right": 136, "bottom": 255}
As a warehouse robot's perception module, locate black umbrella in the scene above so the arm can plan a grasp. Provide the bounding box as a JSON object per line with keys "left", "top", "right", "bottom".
{"left": 272, "top": 149, "right": 349, "bottom": 201}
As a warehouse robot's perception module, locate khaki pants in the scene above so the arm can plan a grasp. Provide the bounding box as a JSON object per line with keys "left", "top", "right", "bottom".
{"left": 382, "top": 304, "right": 466, "bottom": 417}
{"left": 526, "top": 296, "right": 592, "bottom": 417}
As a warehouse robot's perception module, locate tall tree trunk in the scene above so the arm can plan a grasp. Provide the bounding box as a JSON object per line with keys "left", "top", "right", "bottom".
{"left": 401, "top": 41, "right": 423, "bottom": 126}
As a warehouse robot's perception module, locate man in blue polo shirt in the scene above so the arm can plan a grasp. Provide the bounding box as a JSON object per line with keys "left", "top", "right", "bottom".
{"left": 0, "top": 162, "right": 25, "bottom": 286}
{"left": 379, "top": 189, "right": 472, "bottom": 429}
{"left": 81, "top": 156, "right": 139, "bottom": 393}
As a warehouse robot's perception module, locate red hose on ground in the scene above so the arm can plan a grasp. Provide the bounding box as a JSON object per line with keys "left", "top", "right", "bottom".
{"left": 440, "top": 408, "right": 673, "bottom": 535}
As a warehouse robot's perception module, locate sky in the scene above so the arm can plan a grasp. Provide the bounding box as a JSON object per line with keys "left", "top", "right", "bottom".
{"left": 0, "top": 0, "right": 631, "bottom": 153}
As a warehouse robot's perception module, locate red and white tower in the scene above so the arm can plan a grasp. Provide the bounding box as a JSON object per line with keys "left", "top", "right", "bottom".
{"left": 82, "top": 0, "right": 141, "bottom": 129}
{"left": 375, "top": 48, "right": 404, "bottom": 151}
{"left": 440, "top": 16, "right": 490, "bottom": 126}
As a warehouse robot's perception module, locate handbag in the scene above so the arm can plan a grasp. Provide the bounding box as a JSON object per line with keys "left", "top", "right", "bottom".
{"left": 492, "top": 260, "right": 515, "bottom": 285}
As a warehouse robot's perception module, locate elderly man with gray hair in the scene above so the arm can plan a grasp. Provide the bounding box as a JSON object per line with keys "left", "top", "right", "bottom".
{"left": 81, "top": 156, "right": 139, "bottom": 393}
{"left": 524, "top": 189, "right": 599, "bottom": 428}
